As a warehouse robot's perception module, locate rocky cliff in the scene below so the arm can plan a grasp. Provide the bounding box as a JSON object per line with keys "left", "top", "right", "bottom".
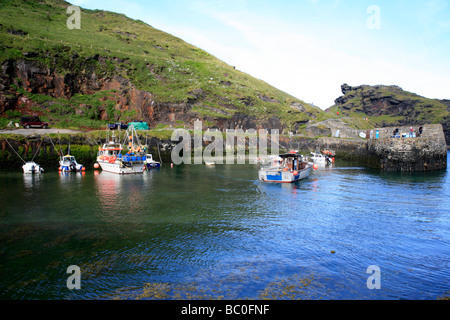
{"left": 0, "top": 0, "right": 323, "bottom": 132}
{"left": 328, "top": 84, "right": 450, "bottom": 145}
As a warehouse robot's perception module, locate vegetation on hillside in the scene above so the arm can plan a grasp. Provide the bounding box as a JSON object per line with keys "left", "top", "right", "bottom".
{"left": 327, "top": 84, "right": 448, "bottom": 129}
{"left": 0, "top": 0, "right": 325, "bottom": 131}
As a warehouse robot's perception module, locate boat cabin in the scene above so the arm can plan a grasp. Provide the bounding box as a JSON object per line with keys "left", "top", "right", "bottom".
{"left": 279, "top": 153, "right": 308, "bottom": 171}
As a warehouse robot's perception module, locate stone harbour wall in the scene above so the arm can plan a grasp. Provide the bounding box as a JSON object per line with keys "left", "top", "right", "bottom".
{"left": 367, "top": 124, "right": 447, "bottom": 172}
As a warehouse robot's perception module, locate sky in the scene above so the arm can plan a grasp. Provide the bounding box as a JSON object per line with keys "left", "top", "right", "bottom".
{"left": 70, "top": 0, "right": 450, "bottom": 109}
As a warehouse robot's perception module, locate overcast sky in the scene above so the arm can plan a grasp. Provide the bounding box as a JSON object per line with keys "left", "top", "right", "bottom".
{"left": 70, "top": 0, "right": 450, "bottom": 109}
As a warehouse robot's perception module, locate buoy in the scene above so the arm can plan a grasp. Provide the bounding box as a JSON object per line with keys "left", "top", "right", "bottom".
{"left": 171, "top": 163, "right": 173, "bottom": 168}
{"left": 58, "top": 166, "right": 62, "bottom": 171}
{"left": 293, "top": 170, "right": 298, "bottom": 176}
{"left": 94, "top": 163, "right": 100, "bottom": 169}
{"left": 332, "top": 157, "right": 335, "bottom": 163}
{"left": 313, "top": 164, "right": 319, "bottom": 170}
{"left": 81, "top": 167, "right": 86, "bottom": 171}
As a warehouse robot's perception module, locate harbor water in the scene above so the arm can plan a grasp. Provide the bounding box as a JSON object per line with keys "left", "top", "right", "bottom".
{"left": 0, "top": 152, "right": 449, "bottom": 300}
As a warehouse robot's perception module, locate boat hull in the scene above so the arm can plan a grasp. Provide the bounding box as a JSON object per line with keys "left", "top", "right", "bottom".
{"left": 259, "top": 165, "right": 312, "bottom": 183}
{"left": 97, "top": 160, "right": 145, "bottom": 174}
{"left": 145, "top": 162, "right": 161, "bottom": 169}
{"left": 59, "top": 163, "right": 84, "bottom": 172}
{"left": 22, "top": 162, "right": 44, "bottom": 174}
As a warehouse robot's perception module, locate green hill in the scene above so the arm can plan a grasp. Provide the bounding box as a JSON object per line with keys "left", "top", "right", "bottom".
{"left": 0, "top": 0, "right": 326, "bottom": 132}
{"left": 326, "top": 84, "right": 449, "bottom": 143}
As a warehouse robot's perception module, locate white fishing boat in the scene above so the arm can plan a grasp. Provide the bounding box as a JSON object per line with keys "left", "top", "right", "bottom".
{"left": 95, "top": 126, "right": 146, "bottom": 174}
{"left": 59, "top": 154, "right": 84, "bottom": 172}
{"left": 258, "top": 151, "right": 312, "bottom": 183}
{"left": 5, "top": 137, "right": 44, "bottom": 174}
{"left": 145, "top": 153, "right": 161, "bottom": 169}
{"left": 22, "top": 161, "right": 44, "bottom": 174}
{"left": 309, "top": 151, "right": 332, "bottom": 164}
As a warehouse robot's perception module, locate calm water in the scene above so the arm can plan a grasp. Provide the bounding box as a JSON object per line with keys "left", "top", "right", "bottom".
{"left": 0, "top": 153, "right": 449, "bottom": 300}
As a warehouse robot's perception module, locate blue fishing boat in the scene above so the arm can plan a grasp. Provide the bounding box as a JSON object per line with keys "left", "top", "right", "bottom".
{"left": 258, "top": 152, "right": 312, "bottom": 183}
{"left": 59, "top": 154, "right": 84, "bottom": 172}
{"left": 145, "top": 153, "right": 161, "bottom": 169}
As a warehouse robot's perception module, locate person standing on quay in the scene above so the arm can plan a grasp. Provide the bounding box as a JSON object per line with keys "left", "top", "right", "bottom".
{"left": 410, "top": 125, "right": 414, "bottom": 137}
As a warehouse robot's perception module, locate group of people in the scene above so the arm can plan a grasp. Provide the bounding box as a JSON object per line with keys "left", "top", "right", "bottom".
{"left": 392, "top": 126, "right": 423, "bottom": 137}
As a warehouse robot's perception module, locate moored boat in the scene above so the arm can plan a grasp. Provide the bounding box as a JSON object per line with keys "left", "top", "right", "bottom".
{"left": 309, "top": 151, "right": 332, "bottom": 165}
{"left": 96, "top": 127, "right": 146, "bottom": 174}
{"left": 258, "top": 152, "right": 312, "bottom": 183}
{"left": 22, "top": 161, "right": 44, "bottom": 174}
{"left": 59, "top": 154, "right": 84, "bottom": 172}
{"left": 145, "top": 153, "right": 161, "bottom": 169}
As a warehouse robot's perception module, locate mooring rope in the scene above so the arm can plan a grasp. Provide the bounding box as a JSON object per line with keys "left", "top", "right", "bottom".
{"left": 4, "top": 138, "right": 26, "bottom": 164}
{"left": 31, "top": 137, "right": 44, "bottom": 162}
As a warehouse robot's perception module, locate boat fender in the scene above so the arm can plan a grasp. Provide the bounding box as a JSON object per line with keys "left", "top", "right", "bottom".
{"left": 293, "top": 171, "right": 298, "bottom": 176}
{"left": 313, "top": 164, "right": 319, "bottom": 170}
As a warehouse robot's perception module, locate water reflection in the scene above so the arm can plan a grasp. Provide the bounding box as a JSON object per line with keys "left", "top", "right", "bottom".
{"left": 58, "top": 171, "right": 85, "bottom": 187}
{"left": 23, "top": 173, "right": 43, "bottom": 189}
{"left": 1, "top": 153, "right": 449, "bottom": 300}
{"left": 93, "top": 170, "right": 156, "bottom": 223}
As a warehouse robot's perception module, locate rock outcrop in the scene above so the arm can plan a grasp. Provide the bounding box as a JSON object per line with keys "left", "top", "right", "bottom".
{"left": 0, "top": 55, "right": 305, "bottom": 132}
{"left": 330, "top": 84, "right": 450, "bottom": 145}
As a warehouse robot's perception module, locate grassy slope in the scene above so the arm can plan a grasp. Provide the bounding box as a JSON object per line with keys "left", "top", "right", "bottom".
{"left": 327, "top": 85, "right": 448, "bottom": 129}
{"left": 0, "top": 0, "right": 327, "bottom": 130}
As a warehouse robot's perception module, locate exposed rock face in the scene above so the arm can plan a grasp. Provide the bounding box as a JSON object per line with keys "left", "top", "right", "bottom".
{"left": 334, "top": 84, "right": 416, "bottom": 118}
{"left": 0, "top": 56, "right": 157, "bottom": 121}
{"left": 0, "top": 55, "right": 294, "bottom": 131}
{"left": 332, "top": 84, "right": 450, "bottom": 145}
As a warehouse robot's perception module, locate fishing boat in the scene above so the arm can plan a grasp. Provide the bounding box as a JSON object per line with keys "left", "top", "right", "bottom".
{"left": 22, "top": 161, "right": 44, "bottom": 174}
{"left": 145, "top": 153, "right": 161, "bottom": 169}
{"left": 309, "top": 151, "right": 332, "bottom": 165}
{"left": 258, "top": 152, "right": 312, "bottom": 183}
{"left": 95, "top": 126, "right": 146, "bottom": 174}
{"left": 5, "top": 137, "right": 44, "bottom": 174}
{"left": 59, "top": 154, "right": 84, "bottom": 172}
